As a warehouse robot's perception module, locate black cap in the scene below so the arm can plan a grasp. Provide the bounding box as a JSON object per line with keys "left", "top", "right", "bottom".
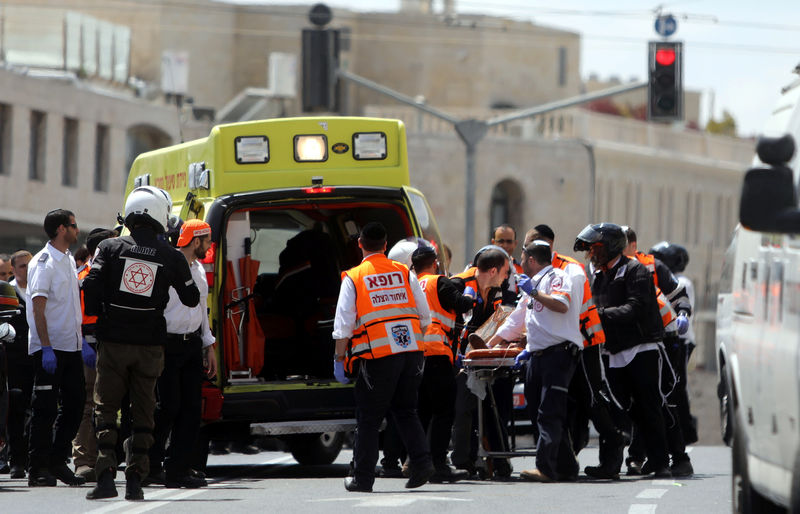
{"left": 86, "top": 229, "right": 116, "bottom": 255}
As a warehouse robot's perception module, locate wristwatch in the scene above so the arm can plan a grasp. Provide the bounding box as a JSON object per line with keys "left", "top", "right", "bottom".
{"left": 531, "top": 288, "right": 539, "bottom": 298}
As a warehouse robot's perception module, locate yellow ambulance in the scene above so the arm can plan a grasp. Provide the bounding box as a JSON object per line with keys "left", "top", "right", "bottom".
{"left": 125, "top": 117, "right": 447, "bottom": 466}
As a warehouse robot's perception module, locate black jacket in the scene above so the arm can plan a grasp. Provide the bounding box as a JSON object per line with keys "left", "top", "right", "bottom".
{"left": 83, "top": 226, "right": 200, "bottom": 346}
{"left": 6, "top": 283, "right": 28, "bottom": 355}
{"left": 652, "top": 256, "right": 691, "bottom": 315}
{"left": 591, "top": 256, "right": 664, "bottom": 354}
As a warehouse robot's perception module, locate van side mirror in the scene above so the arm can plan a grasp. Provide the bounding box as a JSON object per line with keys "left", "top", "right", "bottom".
{"left": 739, "top": 134, "right": 800, "bottom": 233}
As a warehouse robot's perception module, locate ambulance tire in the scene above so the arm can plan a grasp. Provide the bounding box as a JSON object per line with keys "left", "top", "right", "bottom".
{"left": 287, "top": 432, "right": 344, "bottom": 465}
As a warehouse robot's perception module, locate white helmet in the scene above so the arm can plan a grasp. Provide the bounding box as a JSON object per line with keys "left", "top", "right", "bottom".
{"left": 124, "top": 186, "right": 173, "bottom": 232}
{"left": 388, "top": 237, "right": 433, "bottom": 268}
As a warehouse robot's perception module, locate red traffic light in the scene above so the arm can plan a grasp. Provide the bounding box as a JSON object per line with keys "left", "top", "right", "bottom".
{"left": 655, "top": 48, "right": 676, "bottom": 67}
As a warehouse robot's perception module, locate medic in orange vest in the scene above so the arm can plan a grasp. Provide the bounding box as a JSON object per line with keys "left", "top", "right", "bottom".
{"left": 621, "top": 227, "right": 691, "bottom": 334}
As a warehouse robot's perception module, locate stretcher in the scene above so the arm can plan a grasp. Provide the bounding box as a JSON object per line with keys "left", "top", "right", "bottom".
{"left": 463, "top": 348, "right": 537, "bottom": 463}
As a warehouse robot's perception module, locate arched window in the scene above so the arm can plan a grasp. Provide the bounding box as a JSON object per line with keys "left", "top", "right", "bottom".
{"left": 489, "top": 179, "right": 524, "bottom": 238}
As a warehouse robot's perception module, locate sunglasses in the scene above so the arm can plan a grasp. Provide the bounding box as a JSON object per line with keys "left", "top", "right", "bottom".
{"left": 494, "top": 239, "right": 515, "bottom": 244}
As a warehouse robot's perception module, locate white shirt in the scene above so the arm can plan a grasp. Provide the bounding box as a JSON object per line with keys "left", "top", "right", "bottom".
{"left": 332, "top": 253, "right": 431, "bottom": 339}
{"left": 27, "top": 242, "right": 82, "bottom": 353}
{"left": 557, "top": 256, "right": 587, "bottom": 319}
{"left": 677, "top": 274, "right": 696, "bottom": 343}
{"left": 606, "top": 342, "right": 662, "bottom": 368}
{"left": 164, "top": 259, "right": 215, "bottom": 348}
{"left": 495, "top": 265, "right": 582, "bottom": 351}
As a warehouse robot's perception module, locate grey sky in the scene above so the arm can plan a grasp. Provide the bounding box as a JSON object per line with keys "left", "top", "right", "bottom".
{"left": 226, "top": 0, "right": 800, "bottom": 136}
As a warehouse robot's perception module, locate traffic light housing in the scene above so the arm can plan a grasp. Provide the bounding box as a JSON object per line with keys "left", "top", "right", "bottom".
{"left": 647, "top": 41, "right": 683, "bottom": 122}
{"left": 302, "top": 28, "right": 340, "bottom": 112}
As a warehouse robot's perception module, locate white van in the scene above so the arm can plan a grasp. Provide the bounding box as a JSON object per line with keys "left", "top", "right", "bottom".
{"left": 716, "top": 68, "right": 800, "bottom": 512}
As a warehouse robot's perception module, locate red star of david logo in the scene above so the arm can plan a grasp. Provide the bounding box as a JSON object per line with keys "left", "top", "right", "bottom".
{"left": 124, "top": 263, "right": 154, "bottom": 293}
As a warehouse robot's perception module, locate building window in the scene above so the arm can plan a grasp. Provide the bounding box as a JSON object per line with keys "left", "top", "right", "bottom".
{"left": 94, "top": 123, "right": 110, "bottom": 192}
{"left": 489, "top": 179, "right": 524, "bottom": 240}
{"left": 62, "top": 118, "right": 79, "bottom": 187}
{"left": 0, "top": 104, "right": 11, "bottom": 176}
{"left": 558, "top": 46, "right": 567, "bottom": 87}
{"left": 29, "top": 110, "right": 47, "bottom": 181}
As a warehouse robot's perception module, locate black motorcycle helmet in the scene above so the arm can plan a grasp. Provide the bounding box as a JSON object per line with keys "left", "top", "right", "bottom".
{"left": 650, "top": 241, "right": 689, "bottom": 273}
{"left": 574, "top": 223, "right": 627, "bottom": 267}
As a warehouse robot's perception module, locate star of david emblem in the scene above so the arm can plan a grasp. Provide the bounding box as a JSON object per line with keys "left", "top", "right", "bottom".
{"left": 124, "top": 263, "right": 154, "bottom": 294}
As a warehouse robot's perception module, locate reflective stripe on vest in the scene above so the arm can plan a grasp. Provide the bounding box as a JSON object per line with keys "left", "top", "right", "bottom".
{"left": 418, "top": 273, "right": 457, "bottom": 363}
{"left": 343, "top": 255, "right": 422, "bottom": 372}
{"left": 656, "top": 287, "right": 676, "bottom": 328}
{"left": 553, "top": 253, "right": 606, "bottom": 347}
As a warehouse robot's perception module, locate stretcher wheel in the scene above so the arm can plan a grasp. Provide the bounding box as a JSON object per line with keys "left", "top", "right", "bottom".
{"left": 465, "top": 347, "right": 522, "bottom": 360}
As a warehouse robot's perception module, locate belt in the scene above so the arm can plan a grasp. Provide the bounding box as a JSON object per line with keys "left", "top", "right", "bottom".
{"left": 166, "top": 328, "right": 201, "bottom": 340}
{"left": 531, "top": 341, "right": 578, "bottom": 358}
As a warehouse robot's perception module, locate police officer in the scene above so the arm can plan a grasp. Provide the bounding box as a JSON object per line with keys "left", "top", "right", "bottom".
{"left": 574, "top": 223, "right": 671, "bottom": 479}
{"left": 84, "top": 186, "right": 199, "bottom": 501}
{"left": 26, "top": 209, "right": 86, "bottom": 487}
{"left": 149, "top": 219, "right": 217, "bottom": 489}
{"left": 488, "top": 240, "right": 581, "bottom": 482}
{"left": 332, "top": 222, "right": 434, "bottom": 493}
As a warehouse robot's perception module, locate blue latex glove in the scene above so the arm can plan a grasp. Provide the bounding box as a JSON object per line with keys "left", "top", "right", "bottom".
{"left": 676, "top": 313, "right": 689, "bottom": 335}
{"left": 333, "top": 360, "right": 350, "bottom": 385}
{"left": 41, "top": 346, "right": 57, "bottom": 375}
{"left": 454, "top": 353, "right": 465, "bottom": 370}
{"left": 517, "top": 274, "right": 535, "bottom": 296}
{"left": 513, "top": 349, "right": 532, "bottom": 370}
{"left": 463, "top": 286, "right": 476, "bottom": 300}
{"left": 82, "top": 339, "right": 96, "bottom": 369}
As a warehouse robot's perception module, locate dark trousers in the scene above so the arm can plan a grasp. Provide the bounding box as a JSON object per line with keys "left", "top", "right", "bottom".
{"left": 666, "top": 338, "right": 698, "bottom": 444}
{"left": 525, "top": 345, "right": 578, "bottom": 480}
{"left": 418, "top": 355, "right": 457, "bottom": 467}
{"left": 5, "top": 344, "right": 34, "bottom": 469}
{"left": 352, "top": 351, "right": 431, "bottom": 487}
{"left": 94, "top": 341, "right": 164, "bottom": 479}
{"left": 604, "top": 349, "right": 669, "bottom": 472}
{"left": 28, "top": 349, "right": 85, "bottom": 471}
{"left": 150, "top": 337, "right": 203, "bottom": 477}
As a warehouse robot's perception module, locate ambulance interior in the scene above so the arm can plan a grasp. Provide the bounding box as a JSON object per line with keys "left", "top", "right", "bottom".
{"left": 223, "top": 201, "right": 415, "bottom": 381}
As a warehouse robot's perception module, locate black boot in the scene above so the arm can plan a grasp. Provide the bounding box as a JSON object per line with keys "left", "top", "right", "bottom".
{"left": 125, "top": 471, "right": 144, "bottom": 501}
{"left": 86, "top": 468, "right": 118, "bottom": 500}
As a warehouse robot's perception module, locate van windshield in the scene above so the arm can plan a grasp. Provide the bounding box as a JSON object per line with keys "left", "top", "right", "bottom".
{"left": 223, "top": 200, "right": 414, "bottom": 381}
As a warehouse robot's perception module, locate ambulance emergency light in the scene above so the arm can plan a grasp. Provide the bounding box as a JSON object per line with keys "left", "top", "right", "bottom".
{"left": 294, "top": 135, "right": 328, "bottom": 162}
{"left": 234, "top": 135, "right": 269, "bottom": 164}
{"left": 353, "top": 132, "right": 386, "bottom": 160}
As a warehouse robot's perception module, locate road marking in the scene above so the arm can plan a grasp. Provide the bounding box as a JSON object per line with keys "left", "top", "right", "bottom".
{"left": 650, "top": 479, "right": 679, "bottom": 486}
{"left": 628, "top": 505, "right": 657, "bottom": 514}
{"left": 310, "top": 494, "right": 473, "bottom": 507}
{"left": 636, "top": 488, "right": 668, "bottom": 499}
{"left": 84, "top": 488, "right": 184, "bottom": 514}
{"left": 119, "top": 489, "right": 206, "bottom": 514}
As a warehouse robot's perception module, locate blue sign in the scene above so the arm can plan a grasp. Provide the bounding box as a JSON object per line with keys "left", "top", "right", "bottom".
{"left": 654, "top": 15, "right": 678, "bottom": 37}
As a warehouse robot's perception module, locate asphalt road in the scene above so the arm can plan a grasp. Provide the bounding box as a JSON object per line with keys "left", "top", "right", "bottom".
{"left": 0, "top": 444, "right": 732, "bottom": 513}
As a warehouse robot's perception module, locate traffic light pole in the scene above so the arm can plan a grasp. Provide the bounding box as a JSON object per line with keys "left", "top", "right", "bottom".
{"left": 338, "top": 68, "right": 646, "bottom": 263}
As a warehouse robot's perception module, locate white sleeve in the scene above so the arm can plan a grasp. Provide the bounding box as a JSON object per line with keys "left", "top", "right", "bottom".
{"left": 495, "top": 296, "right": 528, "bottom": 342}
{"left": 409, "top": 273, "right": 431, "bottom": 328}
{"left": 332, "top": 276, "right": 358, "bottom": 339}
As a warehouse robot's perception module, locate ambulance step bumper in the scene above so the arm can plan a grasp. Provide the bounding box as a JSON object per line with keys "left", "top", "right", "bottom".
{"left": 250, "top": 419, "right": 357, "bottom": 436}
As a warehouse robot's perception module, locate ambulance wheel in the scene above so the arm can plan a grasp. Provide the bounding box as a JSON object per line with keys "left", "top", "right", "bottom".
{"left": 287, "top": 432, "right": 344, "bottom": 465}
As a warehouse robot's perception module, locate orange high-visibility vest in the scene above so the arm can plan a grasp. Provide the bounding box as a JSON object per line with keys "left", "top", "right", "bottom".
{"left": 453, "top": 267, "right": 503, "bottom": 311}
{"left": 78, "top": 263, "right": 97, "bottom": 327}
{"left": 634, "top": 252, "right": 674, "bottom": 328}
{"left": 417, "top": 272, "right": 457, "bottom": 364}
{"left": 343, "top": 254, "right": 423, "bottom": 373}
{"left": 552, "top": 252, "right": 606, "bottom": 347}
{"left": 635, "top": 252, "right": 658, "bottom": 289}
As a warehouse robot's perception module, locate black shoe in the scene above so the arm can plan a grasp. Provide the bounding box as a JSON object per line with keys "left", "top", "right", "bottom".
{"left": 50, "top": 463, "right": 86, "bottom": 486}
{"left": 344, "top": 476, "right": 372, "bottom": 492}
{"left": 493, "top": 458, "right": 513, "bottom": 480}
{"left": 28, "top": 468, "right": 57, "bottom": 487}
{"left": 125, "top": 472, "right": 144, "bottom": 501}
{"left": 584, "top": 465, "right": 620, "bottom": 480}
{"left": 670, "top": 459, "right": 693, "bottom": 477}
{"left": 0, "top": 460, "right": 9, "bottom": 473}
{"left": 189, "top": 468, "right": 206, "bottom": 479}
{"left": 625, "top": 458, "right": 644, "bottom": 476}
{"left": 86, "top": 468, "right": 118, "bottom": 500}
{"left": 377, "top": 465, "right": 404, "bottom": 478}
{"left": 142, "top": 470, "right": 165, "bottom": 486}
{"left": 10, "top": 465, "right": 26, "bottom": 479}
{"left": 652, "top": 466, "right": 672, "bottom": 479}
{"left": 405, "top": 463, "right": 435, "bottom": 489}
{"left": 165, "top": 473, "right": 207, "bottom": 489}
{"left": 429, "top": 464, "right": 469, "bottom": 483}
